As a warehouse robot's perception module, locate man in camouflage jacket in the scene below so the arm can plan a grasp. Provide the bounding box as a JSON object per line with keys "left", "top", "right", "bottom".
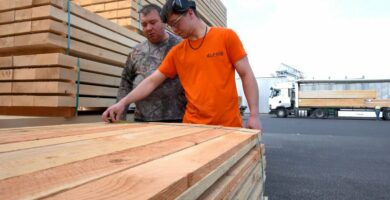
{"left": 117, "top": 4, "right": 186, "bottom": 121}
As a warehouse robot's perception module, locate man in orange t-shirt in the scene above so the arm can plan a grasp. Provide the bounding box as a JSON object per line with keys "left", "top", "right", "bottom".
{"left": 102, "top": 0, "right": 262, "bottom": 129}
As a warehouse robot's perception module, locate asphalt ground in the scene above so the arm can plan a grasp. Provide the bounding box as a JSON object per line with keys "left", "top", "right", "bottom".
{"left": 244, "top": 114, "right": 390, "bottom": 200}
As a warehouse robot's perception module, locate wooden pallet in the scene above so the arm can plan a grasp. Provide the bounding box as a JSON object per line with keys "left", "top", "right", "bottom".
{"left": 0, "top": 123, "right": 265, "bottom": 200}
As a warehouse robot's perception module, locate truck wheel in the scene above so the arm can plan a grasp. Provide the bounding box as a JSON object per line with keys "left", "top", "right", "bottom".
{"left": 314, "top": 109, "right": 327, "bottom": 118}
{"left": 276, "top": 108, "right": 287, "bottom": 118}
{"left": 383, "top": 110, "right": 390, "bottom": 120}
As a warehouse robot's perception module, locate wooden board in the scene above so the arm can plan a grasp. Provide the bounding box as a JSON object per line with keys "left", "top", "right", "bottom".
{"left": 0, "top": 95, "right": 116, "bottom": 107}
{"left": 299, "top": 90, "right": 377, "bottom": 99}
{"left": 197, "top": 147, "right": 261, "bottom": 199}
{"left": 365, "top": 99, "right": 390, "bottom": 108}
{"left": 299, "top": 98, "right": 366, "bottom": 108}
{"left": 300, "top": 98, "right": 390, "bottom": 108}
{"left": 0, "top": 123, "right": 262, "bottom": 200}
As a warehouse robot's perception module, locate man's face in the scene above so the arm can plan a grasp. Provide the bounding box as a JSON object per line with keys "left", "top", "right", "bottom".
{"left": 140, "top": 10, "right": 166, "bottom": 44}
{"left": 167, "top": 12, "right": 190, "bottom": 39}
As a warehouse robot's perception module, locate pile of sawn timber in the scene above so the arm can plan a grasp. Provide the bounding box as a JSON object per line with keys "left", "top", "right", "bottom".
{"left": 0, "top": 123, "right": 266, "bottom": 200}
{"left": 0, "top": 0, "right": 145, "bottom": 117}
{"left": 71, "top": 0, "right": 141, "bottom": 32}
{"left": 0, "top": 0, "right": 227, "bottom": 117}
{"left": 71, "top": 0, "right": 227, "bottom": 29}
{"left": 299, "top": 90, "right": 390, "bottom": 108}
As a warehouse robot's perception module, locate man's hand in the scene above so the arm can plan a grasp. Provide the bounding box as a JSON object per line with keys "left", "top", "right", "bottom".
{"left": 102, "top": 102, "right": 126, "bottom": 123}
{"left": 246, "top": 115, "right": 262, "bottom": 130}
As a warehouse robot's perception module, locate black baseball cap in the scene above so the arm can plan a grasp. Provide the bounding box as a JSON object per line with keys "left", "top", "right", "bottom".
{"left": 161, "top": 0, "right": 196, "bottom": 23}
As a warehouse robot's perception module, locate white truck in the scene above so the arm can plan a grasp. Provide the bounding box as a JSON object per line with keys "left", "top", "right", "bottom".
{"left": 268, "top": 79, "right": 390, "bottom": 120}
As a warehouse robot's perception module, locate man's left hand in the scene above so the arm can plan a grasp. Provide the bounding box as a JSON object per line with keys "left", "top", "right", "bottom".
{"left": 246, "top": 115, "right": 262, "bottom": 131}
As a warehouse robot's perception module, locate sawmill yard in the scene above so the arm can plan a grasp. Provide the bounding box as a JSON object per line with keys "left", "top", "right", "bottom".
{"left": 1, "top": 0, "right": 389, "bottom": 199}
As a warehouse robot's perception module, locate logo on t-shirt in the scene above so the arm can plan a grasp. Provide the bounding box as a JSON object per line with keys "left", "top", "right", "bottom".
{"left": 207, "top": 51, "right": 224, "bottom": 58}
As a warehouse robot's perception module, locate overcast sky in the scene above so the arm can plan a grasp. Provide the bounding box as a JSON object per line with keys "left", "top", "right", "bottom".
{"left": 221, "top": 0, "right": 390, "bottom": 80}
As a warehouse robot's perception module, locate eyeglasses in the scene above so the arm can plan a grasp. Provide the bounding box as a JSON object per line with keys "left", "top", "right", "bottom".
{"left": 168, "top": 13, "right": 185, "bottom": 28}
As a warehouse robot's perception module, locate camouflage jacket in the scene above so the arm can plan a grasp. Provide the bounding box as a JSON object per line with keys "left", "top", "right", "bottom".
{"left": 117, "top": 32, "right": 186, "bottom": 121}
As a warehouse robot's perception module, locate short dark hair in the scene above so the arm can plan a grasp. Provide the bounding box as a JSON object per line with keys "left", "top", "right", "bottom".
{"left": 139, "top": 4, "right": 162, "bottom": 17}
{"left": 161, "top": 0, "right": 196, "bottom": 23}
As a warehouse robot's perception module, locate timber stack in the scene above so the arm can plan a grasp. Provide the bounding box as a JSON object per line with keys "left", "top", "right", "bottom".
{"left": 71, "top": 0, "right": 227, "bottom": 31}
{"left": 0, "top": 0, "right": 144, "bottom": 117}
{"left": 0, "top": 0, "right": 226, "bottom": 117}
{"left": 0, "top": 123, "right": 266, "bottom": 200}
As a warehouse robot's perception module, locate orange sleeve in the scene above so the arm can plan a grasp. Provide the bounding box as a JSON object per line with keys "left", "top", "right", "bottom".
{"left": 158, "top": 47, "right": 177, "bottom": 78}
{"left": 226, "top": 29, "right": 247, "bottom": 65}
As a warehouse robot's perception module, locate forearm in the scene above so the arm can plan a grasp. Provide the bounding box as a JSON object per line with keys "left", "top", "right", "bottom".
{"left": 241, "top": 72, "right": 259, "bottom": 116}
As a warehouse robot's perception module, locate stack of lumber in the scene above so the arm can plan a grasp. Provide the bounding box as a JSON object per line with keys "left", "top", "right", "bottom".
{"left": 196, "top": 0, "right": 227, "bottom": 27}
{"left": 298, "top": 90, "right": 390, "bottom": 108}
{"left": 0, "top": 0, "right": 146, "bottom": 116}
{"left": 71, "top": 0, "right": 227, "bottom": 29}
{"left": 0, "top": 123, "right": 266, "bottom": 200}
{"left": 71, "top": 0, "right": 141, "bottom": 32}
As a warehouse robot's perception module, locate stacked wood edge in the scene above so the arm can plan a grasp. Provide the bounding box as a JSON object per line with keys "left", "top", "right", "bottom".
{"left": 0, "top": 0, "right": 226, "bottom": 117}
{"left": 299, "top": 90, "right": 390, "bottom": 108}
{"left": 0, "top": 123, "right": 266, "bottom": 200}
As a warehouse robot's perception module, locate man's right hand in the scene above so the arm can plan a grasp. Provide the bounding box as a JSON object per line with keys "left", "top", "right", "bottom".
{"left": 102, "top": 102, "right": 126, "bottom": 122}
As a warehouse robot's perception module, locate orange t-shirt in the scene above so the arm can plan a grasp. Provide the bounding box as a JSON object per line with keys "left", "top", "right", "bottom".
{"left": 158, "top": 27, "right": 246, "bottom": 127}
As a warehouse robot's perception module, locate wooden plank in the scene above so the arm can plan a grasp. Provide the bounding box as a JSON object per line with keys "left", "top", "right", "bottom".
{"left": 0, "top": 0, "right": 33, "bottom": 12}
{"left": 67, "top": 1, "right": 145, "bottom": 42}
{"left": 177, "top": 146, "right": 260, "bottom": 200}
{"left": 114, "top": 17, "right": 140, "bottom": 30}
{"left": 44, "top": 132, "right": 257, "bottom": 199}
{"left": 0, "top": 126, "right": 231, "bottom": 200}
{"left": 0, "top": 56, "right": 13, "bottom": 68}
{"left": 299, "top": 90, "right": 377, "bottom": 99}
{"left": 1, "top": 93, "right": 117, "bottom": 112}
{"left": 0, "top": 69, "right": 14, "bottom": 80}
{"left": 231, "top": 163, "right": 263, "bottom": 200}
{"left": 103, "top": 0, "right": 137, "bottom": 11}
{"left": 0, "top": 124, "right": 152, "bottom": 152}
{"left": 0, "top": 21, "right": 32, "bottom": 37}
{"left": 83, "top": 3, "right": 105, "bottom": 12}
{"left": 29, "top": 4, "right": 140, "bottom": 48}
{"left": 11, "top": 53, "right": 122, "bottom": 77}
{"left": 0, "top": 83, "right": 12, "bottom": 94}
{"left": 0, "top": 4, "right": 143, "bottom": 47}
{"left": 198, "top": 148, "right": 260, "bottom": 200}
{"left": 80, "top": 71, "right": 120, "bottom": 86}
{"left": 248, "top": 177, "right": 265, "bottom": 200}
{"left": 299, "top": 98, "right": 366, "bottom": 108}
{"left": 0, "top": 10, "right": 15, "bottom": 24}
{"left": 365, "top": 99, "right": 390, "bottom": 108}
{"left": 79, "top": 84, "right": 117, "bottom": 97}
{"left": 0, "top": 32, "right": 127, "bottom": 67}
{"left": 0, "top": 122, "right": 141, "bottom": 144}
{"left": 0, "top": 106, "right": 75, "bottom": 117}
{"left": 11, "top": 95, "right": 75, "bottom": 107}
{"left": 10, "top": 81, "right": 75, "bottom": 94}
{"left": 98, "top": 8, "right": 139, "bottom": 20}
{"left": 79, "top": 96, "right": 116, "bottom": 107}
{"left": 71, "top": 0, "right": 119, "bottom": 7}
{"left": 29, "top": 19, "right": 132, "bottom": 55}
{"left": 15, "top": 7, "right": 33, "bottom": 21}
{"left": 10, "top": 67, "right": 75, "bottom": 81}
{"left": 0, "top": 124, "right": 212, "bottom": 179}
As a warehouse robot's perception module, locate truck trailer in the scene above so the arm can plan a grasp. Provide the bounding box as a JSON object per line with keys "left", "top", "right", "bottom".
{"left": 269, "top": 79, "right": 390, "bottom": 120}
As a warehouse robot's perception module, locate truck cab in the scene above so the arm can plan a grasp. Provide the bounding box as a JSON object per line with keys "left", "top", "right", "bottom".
{"left": 269, "top": 82, "right": 296, "bottom": 117}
